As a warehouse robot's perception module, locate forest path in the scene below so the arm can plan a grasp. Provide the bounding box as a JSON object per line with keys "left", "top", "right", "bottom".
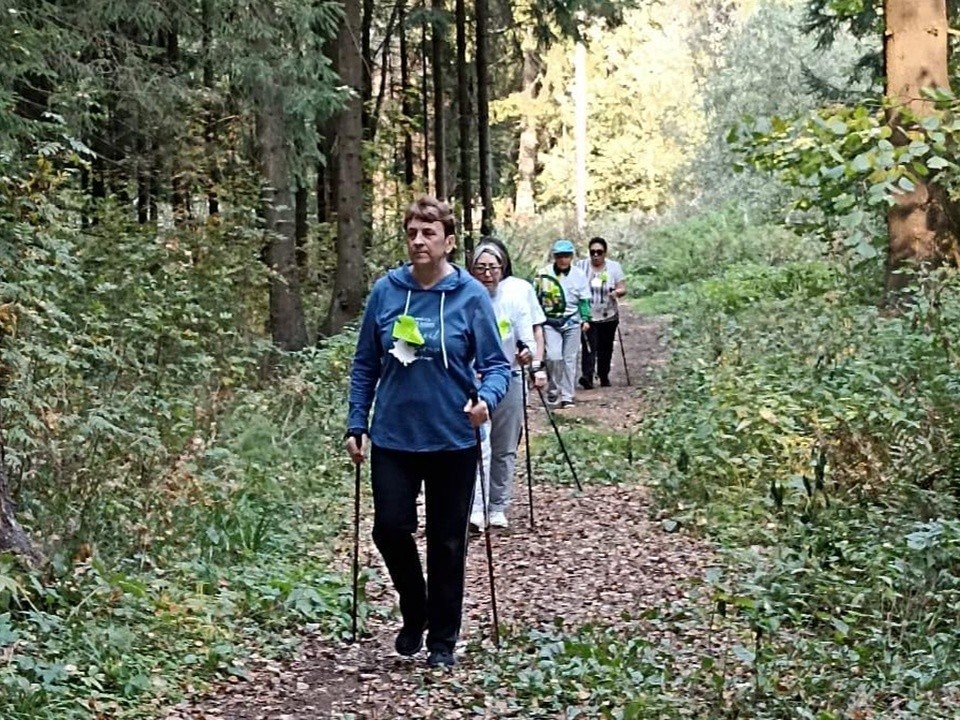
{"left": 165, "top": 308, "right": 719, "bottom": 719}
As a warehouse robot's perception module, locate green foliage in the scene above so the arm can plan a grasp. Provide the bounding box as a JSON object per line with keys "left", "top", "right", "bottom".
{"left": 532, "top": 5, "right": 706, "bottom": 215}
{"left": 733, "top": 91, "right": 960, "bottom": 259}
{"left": 689, "top": 0, "right": 873, "bottom": 216}
{"left": 0, "top": 338, "right": 365, "bottom": 719}
{"left": 0, "top": 143, "right": 365, "bottom": 717}
{"left": 470, "top": 624, "right": 682, "bottom": 718}
{"left": 530, "top": 417, "right": 638, "bottom": 486}
{"left": 623, "top": 205, "right": 819, "bottom": 297}
{"left": 632, "top": 205, "right": 960, "bottom": 715}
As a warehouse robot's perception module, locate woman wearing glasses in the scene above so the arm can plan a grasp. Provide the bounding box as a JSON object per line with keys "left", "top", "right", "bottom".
{"left": 577, "top": 237, "right": 627, "bottom": 389}
{"left": 468, "top": 242, "right": 541, "bottom": 531}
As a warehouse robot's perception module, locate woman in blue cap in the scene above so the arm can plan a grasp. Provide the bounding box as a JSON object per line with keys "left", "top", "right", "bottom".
{"left": 536, "top": 239, "right": 591, "bottom": 408}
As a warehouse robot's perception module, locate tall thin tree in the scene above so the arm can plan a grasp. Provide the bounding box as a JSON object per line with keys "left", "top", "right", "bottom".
{"left": 399, "top": 1, "right": 416, "bottom": 186}
{"left": 324, "top": 0, "right": 367, "bottom": 335}
{"left": 255, "top": 7, "right": 308, "bottom": 350}
{"left": 475, "top": 0, "right": 493, "bottom": 234}
{"left": 455, "top": 0, "right": 473, "bottom": 257}
{"left": 431, "top": 0, "right": 447, "bottom": 199}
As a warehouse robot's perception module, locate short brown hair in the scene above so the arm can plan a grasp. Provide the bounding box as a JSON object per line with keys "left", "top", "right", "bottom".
{"left": 404, "top": 196, "right": 456, "bottom": 238}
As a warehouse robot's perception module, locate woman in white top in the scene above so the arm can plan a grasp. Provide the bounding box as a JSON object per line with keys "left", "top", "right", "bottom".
{"left": 469, "top": 242, "right": 544, "bottom": 530}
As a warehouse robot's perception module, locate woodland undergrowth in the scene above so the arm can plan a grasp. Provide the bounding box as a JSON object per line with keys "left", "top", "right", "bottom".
{"left": 4, "top": 186, "right": 960, "bottom": 718}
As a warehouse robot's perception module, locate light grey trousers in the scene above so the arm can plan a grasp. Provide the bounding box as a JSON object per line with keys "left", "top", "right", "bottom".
{"left": 473, "top": 375, "right": 524, "bottom": 515}
{"left": 544, "top": 322, "right": 581, "bottom": 403}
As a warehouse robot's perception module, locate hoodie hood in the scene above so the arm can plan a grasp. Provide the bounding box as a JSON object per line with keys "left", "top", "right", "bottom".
{"left": 386, "top": 262, "right": 473, "bottom": 292}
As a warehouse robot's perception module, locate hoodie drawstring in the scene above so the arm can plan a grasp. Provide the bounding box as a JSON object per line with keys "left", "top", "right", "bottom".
{"left": 440, "top": 291, "right": 448, "bottom": 369}
{"left": 404, "top": 288, "right": 448, "bottom": 369}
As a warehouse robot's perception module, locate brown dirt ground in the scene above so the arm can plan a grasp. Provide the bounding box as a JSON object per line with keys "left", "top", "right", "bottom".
{"left": 164, "top": 308, "right": 719, "bottom": 720}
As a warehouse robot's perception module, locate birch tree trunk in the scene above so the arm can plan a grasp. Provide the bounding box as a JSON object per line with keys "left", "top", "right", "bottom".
{"left": 257, "top": 92, "right": 308, "bottom": 350}
{"left": 573, "top": 41, "right": 588, "bottom": 234}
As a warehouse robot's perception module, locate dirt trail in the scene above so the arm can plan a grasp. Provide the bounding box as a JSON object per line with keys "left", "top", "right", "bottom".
{"left": 165, "top": 309, "right": 716, "bottom": 720}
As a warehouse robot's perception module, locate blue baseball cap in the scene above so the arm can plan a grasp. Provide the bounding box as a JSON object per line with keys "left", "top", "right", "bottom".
{"left": 551, "top": 239, "right": 575, "bottom": 255}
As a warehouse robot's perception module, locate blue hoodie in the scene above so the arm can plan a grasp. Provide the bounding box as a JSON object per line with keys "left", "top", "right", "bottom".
{"left": 347, "top": 264, "right": 511, "bottom": 452}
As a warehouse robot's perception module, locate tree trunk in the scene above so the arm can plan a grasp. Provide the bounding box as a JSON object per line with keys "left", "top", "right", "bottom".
{"left": 202, "top": 0, "right": 220, "bottom": 218}
{"left": 475, "top": 0, "right": 493, "bottom": 235}
{"left": 515, "top": 29, "right": 540, "bottom": 221}
{"left": 421, "top": 22, "right": 431, "bottom": 187}
{"left": 400, "top": 1, "right": 415, "bottom": 187}
{"left": 455, "top": 0, "right": 473, "bottom": 257}
{"left": 323, "top": 0, "right": 366, "bottom": 336}
{"left": 136, "top": 134, "right": 150, "bottom": 225}
{"left": 166, "top": 23, "right": 189, "bottom": 225}
{"left": 256, "top": 51, "right": 308, "bottom": 350}
{"left": 884, "top": 0, "right": 958, "bottom": 291}
{"left": 318, "top": 37, "right": 339, "bottom": 225}
{"left": 431, "top": 0, "right": 447, "bottom": 199}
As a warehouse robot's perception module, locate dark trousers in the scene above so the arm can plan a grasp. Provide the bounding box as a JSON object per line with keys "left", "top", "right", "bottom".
{"left": 370, "top": 444, "right": 476, "bottom": 653}
{"left": 581, "top": 317, "right": 619, "bottom": 383}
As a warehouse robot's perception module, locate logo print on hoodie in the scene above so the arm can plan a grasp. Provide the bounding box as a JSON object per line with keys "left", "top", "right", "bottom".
{"left": 389, "top": 316, "right": 440, "bottom": 366}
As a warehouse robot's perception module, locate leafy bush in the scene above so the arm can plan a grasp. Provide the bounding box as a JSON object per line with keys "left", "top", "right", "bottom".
{"left": 1, "top": 152, "right": 366, "bottom": 717}
{"left": 635, "top": 224, "right": 960, "bottom": 716}
{"left": 623, "top": 206, "right": 818, "bottom": 297}
{"left": 0, "top": 338, "right": 365, "bottom": 719}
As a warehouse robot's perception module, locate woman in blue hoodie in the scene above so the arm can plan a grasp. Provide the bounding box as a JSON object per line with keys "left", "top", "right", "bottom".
{"left": 345, "top": 196, "right": 510, "bottom": 668}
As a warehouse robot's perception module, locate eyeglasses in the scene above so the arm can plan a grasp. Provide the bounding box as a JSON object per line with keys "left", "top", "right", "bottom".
{"left": 474, "top": 264, "right": 502, "bottom": 275}
{"left": 553, "top": 253, "right": 573, "bottom": 259}
{"left": 589, "top": 249, "right": 605, "bottom": 256}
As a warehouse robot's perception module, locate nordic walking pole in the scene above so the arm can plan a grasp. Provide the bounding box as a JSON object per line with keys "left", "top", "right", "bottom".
{"left": 469, "top": 392, "right": 501, "bottom": 648}
{"left": 521, "top": 377, "right": 535, "bottom": 529}
{"left": 617, "top": 324, "right": 632, "bottom": 387}
{"left": 533, "top": 385, "right": 584, "bottom": 492}
{"left": 349, "top": 436, "right": 363, "bottom": 643}
{"left": 516, "top": 341, "right": 535, "bottom": 530}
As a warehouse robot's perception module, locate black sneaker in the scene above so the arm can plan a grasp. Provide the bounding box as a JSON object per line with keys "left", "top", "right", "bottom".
{"left": 578, "top": 377, "right": 594, "bottom": 390}
{"left": 599, "top": 376, "right": 611, "bottom": 387}
{"left": 426, "top": 648, "right": 456, "bottom": 668}
{"left": 395, "top": 622, "right": 426, "bottom": 656}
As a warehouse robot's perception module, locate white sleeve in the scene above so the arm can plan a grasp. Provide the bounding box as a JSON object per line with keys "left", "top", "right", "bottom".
{"left": 610, "top": 260, "right": 626, "bottom": 285}
{"left": 513, "top": 297, "right": 535, "bottom": 351}
{"left": 525, "top": 282, "right": 547, "bottom": 325}
{"left": 576, "top": 268, "right": 591, "bottom": 301}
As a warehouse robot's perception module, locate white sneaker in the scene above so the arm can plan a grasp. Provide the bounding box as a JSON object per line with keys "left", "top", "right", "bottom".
{"left": 469, "top": 511, "right": 486, "bottom": 532}
{"left": 489, "top": 511, "right": 508, "bottom": 529}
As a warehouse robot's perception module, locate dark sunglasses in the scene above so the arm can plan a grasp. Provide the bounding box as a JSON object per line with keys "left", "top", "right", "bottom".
{"left": 589, "top": 249, "right": 605, "bottom": 256}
